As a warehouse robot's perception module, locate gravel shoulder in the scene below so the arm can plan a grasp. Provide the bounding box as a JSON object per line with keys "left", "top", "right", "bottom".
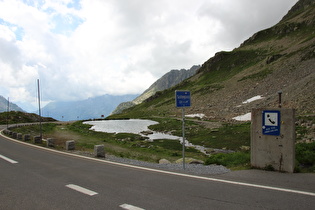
{"left": 66, "top": 150, "right": 315, "bottom": 194}
{"left": 106, "top": 154, "right": 231, "bottom": 175}
{"left": 66, "top": 150, "right": 231, "bottom": 176}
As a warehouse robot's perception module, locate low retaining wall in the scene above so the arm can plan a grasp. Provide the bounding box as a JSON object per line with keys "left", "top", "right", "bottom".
{"left": 2, "top": 125, "right": 107, "bottom": 159}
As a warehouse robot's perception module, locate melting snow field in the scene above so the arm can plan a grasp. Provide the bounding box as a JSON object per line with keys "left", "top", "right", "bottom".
{"left": 84, "top": 119, "right": 181, "bottom": 140}
{"left": 84, "top": 119, "right": 158, "bottom": 134}
{"left": 186, "top": 113, "right": 205, "bottom": 118}
{"left": 84, "top": 119, "right": 209, "bottom": 154}
{"left": 242, "top": 95, "right": 264, "bottom": 104}
{"left": 233, "top": 95, "right": 264, "bottom": 121}
{"left": 232, "top": 112, "right": 251, "bottom": 121}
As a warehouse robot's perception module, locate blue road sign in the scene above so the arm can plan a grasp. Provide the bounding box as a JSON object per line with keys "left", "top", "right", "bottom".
{"left": 175, "top": 90, "right": 191, "bottom": 108}
{"left": 262, "top": 110, "right": 281, "bottom": 136}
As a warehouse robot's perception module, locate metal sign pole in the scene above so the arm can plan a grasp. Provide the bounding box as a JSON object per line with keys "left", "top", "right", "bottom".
{"left": 182, "top": 107, "right": 185, "bottom": 170}
{"left": 175, "top": 90, "right": 191, "bottom": 170}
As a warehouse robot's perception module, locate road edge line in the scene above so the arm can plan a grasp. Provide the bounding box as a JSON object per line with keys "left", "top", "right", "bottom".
{"left": 1, "top": 130, "right": 315, "bottom": 197}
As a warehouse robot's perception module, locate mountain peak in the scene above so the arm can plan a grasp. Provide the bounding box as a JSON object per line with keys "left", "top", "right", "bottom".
{"left": 111, "top": 0, "right": 315, "bottom": 120}
{"left": 111, "top": 65, "right": 200, "bottom": 115}
{"left": 0, "top": 96, "right": 24, "bottom": 112}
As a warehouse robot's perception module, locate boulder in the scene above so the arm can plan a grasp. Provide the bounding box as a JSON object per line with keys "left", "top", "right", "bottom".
{"left": 175, "top": 158, "right": 204, "bottom": 164}
{"left": 159, "top": 159, "right": 171, "bottom": 164}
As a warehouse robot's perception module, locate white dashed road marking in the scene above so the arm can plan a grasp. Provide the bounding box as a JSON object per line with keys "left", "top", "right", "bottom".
{"left": 0, "top": 154, "right": 18, "bottom": 164}
{"left": 2, "top": 133, "right": 315, "bottom": 198}
{"left": 120, "top": 204, "right": 145, "bottom": 210}
{"left": 66, "top": 184, "right": 98, "bottom": 196}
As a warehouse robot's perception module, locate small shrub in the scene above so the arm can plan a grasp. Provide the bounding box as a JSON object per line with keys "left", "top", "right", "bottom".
{"left": 263, "top": 164, "right": 275, "bottom": 171}
{"left": 296, "top": 142, "right": 315, "bottom": 170}
{"left": 205, "top": 152, "right": 250, "bottom": 168}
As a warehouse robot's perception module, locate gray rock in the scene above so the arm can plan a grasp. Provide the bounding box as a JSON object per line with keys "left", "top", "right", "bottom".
{"left": 159, "top": 159, "right": 171, "bottom": 164}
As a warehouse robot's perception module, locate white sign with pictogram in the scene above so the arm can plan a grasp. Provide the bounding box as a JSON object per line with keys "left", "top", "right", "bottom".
{"left": 262, "top": 110, "right": 281, "bottom": 136}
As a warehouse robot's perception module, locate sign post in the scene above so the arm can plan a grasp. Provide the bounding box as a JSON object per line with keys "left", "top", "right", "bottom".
{"left": 251, "top": 108, "right": 295, "bottom": 172}
{"left": 175, "top": 90, "right": 191, "bottom": 170}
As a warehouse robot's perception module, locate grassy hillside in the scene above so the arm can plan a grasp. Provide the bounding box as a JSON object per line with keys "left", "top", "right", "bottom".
{"left": 0, "top": 111, "right": 56, "bottom": 125}
{"left": 3, "top": 0, "right": 315, "bottom": 172}
{"left": 105, "top": 0, "right": 315, "bottom": 172}
{"left": 110, "top": 0, "right": 315, "bottom": 120}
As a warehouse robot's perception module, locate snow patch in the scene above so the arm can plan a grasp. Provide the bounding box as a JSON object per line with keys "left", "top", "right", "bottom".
{"left": 233, "top": 112, "right": 251, "bottom": 121}
{"left": 242, "top": 95, "right": 264, "bottom": 104}
{"left": 186, "top": 113, "right": 205, "bottom": 119}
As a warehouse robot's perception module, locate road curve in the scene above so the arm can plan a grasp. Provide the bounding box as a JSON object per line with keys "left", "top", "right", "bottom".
{"left": 1, "top": 126, "right": 315, "bottom": 210}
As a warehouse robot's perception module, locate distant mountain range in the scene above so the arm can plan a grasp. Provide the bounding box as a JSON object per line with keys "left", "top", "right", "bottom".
{"left": 111, "top": 65, "right": 200, "bottom": 114}
{"left": 0, "top": 64, "right": 200, "bottom": 121}
{"left": 0, "top": 96, "right": 24, "bottom": 112}
{"left": 40, "top": 94, "right": 139, "bottom": 121}
{"left": 4, "top": 0, "right": 313, "bottom": 122}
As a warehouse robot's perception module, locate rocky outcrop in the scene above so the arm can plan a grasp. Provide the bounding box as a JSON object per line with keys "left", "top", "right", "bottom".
{"left": 111, "top": 65, "right": 200, "bottom": 115}
{"left": 115, "top": 0, "right": 315, "bottom": 120}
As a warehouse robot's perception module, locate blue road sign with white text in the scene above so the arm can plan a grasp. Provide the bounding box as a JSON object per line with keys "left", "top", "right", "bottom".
{"left": 262, "top": 110, "right": 281, "bottom": 136}
{"left": 175, "top": 90, "right": 191, "bottom": 108}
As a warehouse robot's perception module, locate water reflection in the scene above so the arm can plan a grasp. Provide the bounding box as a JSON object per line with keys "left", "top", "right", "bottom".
{"left": 84, "top": 119, "right": 159, "bottom": 135}
{"left": 84, "top": 119, "right": 208, "bottom": 155}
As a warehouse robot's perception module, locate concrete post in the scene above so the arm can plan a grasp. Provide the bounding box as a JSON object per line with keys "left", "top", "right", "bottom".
{"left": 251, "top": 108, "right": 295, "bottom": 172}
{"left": 34, "top": 136, "right": 42, "bottom": 144}
{"left": 17, "top": 133, "right": 23, "bottom": 140}
{"left": 94, "top": 145, "right": 105, "bottom": 157}
{"left": 46, "top": 138, "right": 55, "bottom": 147}
{"left": 12, "top": 132, "right": 17, "bottom": 139}
{"left": 66, "top": 140, "right": 75, "bottom": 150}
{"left": 24, "top": 134, "right": 31, "bottom": 141}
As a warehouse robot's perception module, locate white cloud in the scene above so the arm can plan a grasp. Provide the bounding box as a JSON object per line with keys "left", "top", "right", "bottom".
{"left": 0, "top": 0, "right": 299, "bottom": 110}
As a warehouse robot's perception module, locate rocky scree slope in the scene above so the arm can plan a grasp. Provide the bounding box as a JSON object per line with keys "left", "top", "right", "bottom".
{"left": 113, "top": 0, "right": 315, "bottom": 121}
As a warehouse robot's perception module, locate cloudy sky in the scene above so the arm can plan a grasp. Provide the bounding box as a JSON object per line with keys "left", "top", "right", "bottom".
{"left": 0, "top": 0, "right": 298, "bottom": 111}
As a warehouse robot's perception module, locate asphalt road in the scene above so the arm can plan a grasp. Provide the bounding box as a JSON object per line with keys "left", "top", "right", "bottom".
{"left": 1, "top": 126, "right": 315, "bottom": 210}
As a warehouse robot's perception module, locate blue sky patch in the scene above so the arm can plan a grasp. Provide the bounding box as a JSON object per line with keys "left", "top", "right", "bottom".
{"left": 0, "top": 18, "right": 24, "bottom": 40}
{"left": 51, "top": 13, "right": 84, "bottom": 35}
{"left": 22, "top": 0, "right": 45, "bottom": 9}
{"left": 67, "top": 0, "right": 81, "bottom": 10}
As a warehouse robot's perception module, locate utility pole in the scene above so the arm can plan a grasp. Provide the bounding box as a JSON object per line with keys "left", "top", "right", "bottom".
{"left": 37, "top": 79, "right": 42, "bottom": 140}
{"left": 6, "top": 97, "right": 9, "bottom": 129}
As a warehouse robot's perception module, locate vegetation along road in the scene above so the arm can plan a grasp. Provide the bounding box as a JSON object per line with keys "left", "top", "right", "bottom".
{"left": 1, "top": 124, "right": 315, "bottom": 209}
